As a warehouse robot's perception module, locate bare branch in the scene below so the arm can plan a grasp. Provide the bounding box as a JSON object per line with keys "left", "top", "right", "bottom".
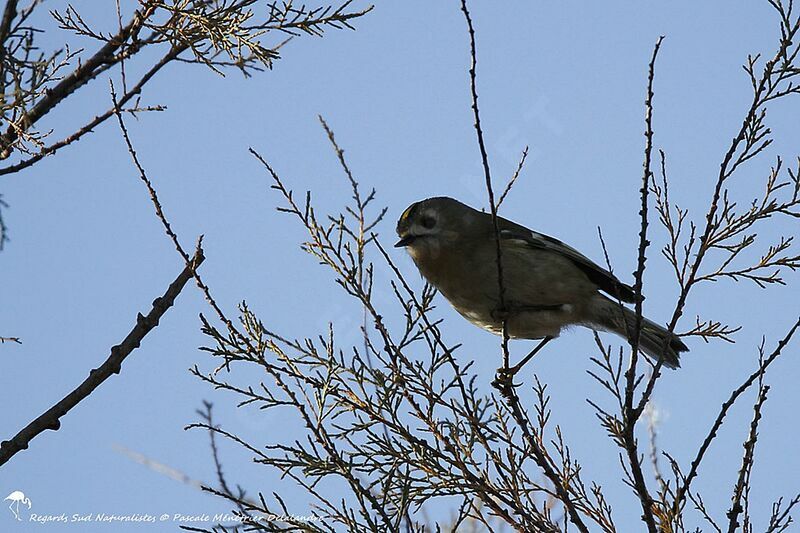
{"left": 0, "top": 244, "right": 204, "bottom": 467}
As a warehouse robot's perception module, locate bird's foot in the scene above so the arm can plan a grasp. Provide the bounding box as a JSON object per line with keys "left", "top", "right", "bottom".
{"left": 492, "top": 366, "right": 522, "bottom": 398}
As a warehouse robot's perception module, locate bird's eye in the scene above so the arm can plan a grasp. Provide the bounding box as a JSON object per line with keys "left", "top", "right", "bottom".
{"left": 421, "top": 215, "right": 436, "bottom": 229}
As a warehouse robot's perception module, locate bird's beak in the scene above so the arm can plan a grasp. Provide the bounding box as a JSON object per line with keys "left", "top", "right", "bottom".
{"left": 394, "top": 234, "right": 416, "bottom": 247}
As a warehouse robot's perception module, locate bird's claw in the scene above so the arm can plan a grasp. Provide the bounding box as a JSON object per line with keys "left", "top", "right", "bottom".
{"left": 492, "top": 366, "right": 522, "bottom": 396}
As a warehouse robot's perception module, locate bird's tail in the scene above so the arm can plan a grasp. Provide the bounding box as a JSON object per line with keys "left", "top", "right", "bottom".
{"left": 586, "top": 294, "right": 688, "bottom": 369}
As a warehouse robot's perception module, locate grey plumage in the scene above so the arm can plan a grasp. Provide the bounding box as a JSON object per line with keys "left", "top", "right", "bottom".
{"left": 395, "top": 196, "right": 687, "bottom": 368}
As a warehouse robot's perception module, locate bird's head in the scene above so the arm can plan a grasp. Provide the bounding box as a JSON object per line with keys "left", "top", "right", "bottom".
{"left": 395, "top": 197, "right": 478, "bottom": 259}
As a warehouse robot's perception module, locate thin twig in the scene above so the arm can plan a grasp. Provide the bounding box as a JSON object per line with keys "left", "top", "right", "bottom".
{"left": 671, "top": 316, "right": 800, "bottom": 516}
{"left": 111, "top": 81, "right": 246, "bottom": 371}
{"left": 726, "top": 374, "right": 770, "bottom": 533}
{"left": 497, "top": 146, "right": 528, "bottom": 208}
{"left": 113, "top": 443, "right": 205, "bottom": 490}
{"left": 459, "top": 0, "right": 510, "bottom": 369}
{"left": 623, "top": 35, "right": 664, "bottom": 533}
{"left": 459, "top": 2, "right": 589, "bottom": 531}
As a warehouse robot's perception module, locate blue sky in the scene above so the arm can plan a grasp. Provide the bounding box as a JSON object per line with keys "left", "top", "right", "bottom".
{"left": 2, "top": 1, "right": 799, "bottom": 531}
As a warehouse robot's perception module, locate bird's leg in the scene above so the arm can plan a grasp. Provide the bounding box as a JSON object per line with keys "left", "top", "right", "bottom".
{"left": 492, "top": 336, "right": 554, "bottom": 392}
{"left": 509, "top": 336, "right": 553, "bottom": 376}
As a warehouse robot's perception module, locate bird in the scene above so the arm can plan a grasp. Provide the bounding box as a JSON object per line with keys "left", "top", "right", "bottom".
{"left": 395, "top": 196, "right": 688, "bottom": 372}
{"left": 5, "top": 491, "right": 31, "bottom": 521}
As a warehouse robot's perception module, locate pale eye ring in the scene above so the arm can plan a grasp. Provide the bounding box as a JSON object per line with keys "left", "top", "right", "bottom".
{"left": 421, "top": 215, "right": 436, "bottom": 229}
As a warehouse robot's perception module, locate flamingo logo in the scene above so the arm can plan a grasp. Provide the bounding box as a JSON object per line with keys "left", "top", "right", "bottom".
{"left": 4, "top": 491, "right": 31, "bottom": 521}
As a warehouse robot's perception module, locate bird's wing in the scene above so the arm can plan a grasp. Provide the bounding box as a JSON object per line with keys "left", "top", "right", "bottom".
{"left": 497, "top": 219, "right": 638, "bottom": 303}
